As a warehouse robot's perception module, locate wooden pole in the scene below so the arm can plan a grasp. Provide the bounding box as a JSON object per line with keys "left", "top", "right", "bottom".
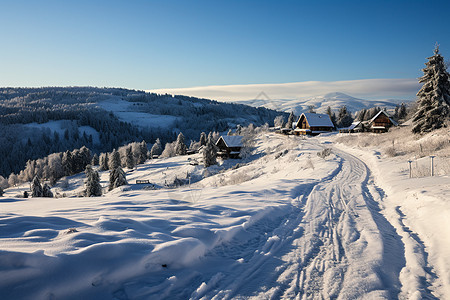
{"left": 430, "top": 156, "right": 435, "bottom": 176}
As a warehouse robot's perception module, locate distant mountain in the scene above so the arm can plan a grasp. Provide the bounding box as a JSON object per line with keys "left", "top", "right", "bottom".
{"left": 238, "top": 92, "right": 409, "bottom": 115}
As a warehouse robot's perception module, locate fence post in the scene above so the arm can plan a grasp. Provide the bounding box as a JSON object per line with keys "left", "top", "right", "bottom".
{"left": 408, "top": 160, "right": 412, "bottom": 178}
{"left": 430, "top": 155, "right": 435, "bottom": 176}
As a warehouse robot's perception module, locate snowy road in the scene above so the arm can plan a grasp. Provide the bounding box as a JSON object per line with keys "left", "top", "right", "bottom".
{"left": 185, "top": 145, "right": 407, "bottom": 299}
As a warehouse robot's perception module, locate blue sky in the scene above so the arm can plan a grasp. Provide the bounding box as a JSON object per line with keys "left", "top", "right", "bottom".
{"left": 1, "top": 0, "right": 449, "bottom": 92}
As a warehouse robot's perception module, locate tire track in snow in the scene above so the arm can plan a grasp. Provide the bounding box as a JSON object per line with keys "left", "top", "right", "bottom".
{"left": 202, "top": 144, "right": 407, "bottom": 299}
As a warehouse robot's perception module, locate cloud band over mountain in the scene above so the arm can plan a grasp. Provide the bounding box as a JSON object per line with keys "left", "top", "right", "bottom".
{"left": 148, "top": 78, "right": 420, "bottom": 102}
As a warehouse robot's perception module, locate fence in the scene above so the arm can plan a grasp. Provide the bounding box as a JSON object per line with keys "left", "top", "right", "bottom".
{"left": 407, "top": 155, "right": 450, "bottom": 178}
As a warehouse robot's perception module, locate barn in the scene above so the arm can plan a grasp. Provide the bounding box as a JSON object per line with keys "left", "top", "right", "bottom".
{"left": 216, "top": 135, "right": 243, "bottom": 158}
{"left": 294, "top": 113, "right": 334, "bottom": 136}
{"left": 367, "top": 110, "right": 398, "bottom": 133}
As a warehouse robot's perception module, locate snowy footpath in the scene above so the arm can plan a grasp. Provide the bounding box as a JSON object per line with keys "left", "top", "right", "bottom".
{"left": 0, "top": 133, "right": 448, "bottom": 299}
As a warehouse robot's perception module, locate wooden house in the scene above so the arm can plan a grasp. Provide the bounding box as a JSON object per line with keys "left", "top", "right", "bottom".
{"left": 216, "top": 135, "right": 243, "bottom": 158}
{"left": 294, "top": 113, "right": 334, "bottom": 136}
{"left": 339, "top": 121, "right": 365, "bottom": 133}
{"left": 367, "top": 110, "right": 398, "bottom": 133}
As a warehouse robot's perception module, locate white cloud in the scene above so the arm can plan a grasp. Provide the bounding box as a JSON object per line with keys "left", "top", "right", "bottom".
{"left": 148, "top": 78, "right": 420, "bottom": 102}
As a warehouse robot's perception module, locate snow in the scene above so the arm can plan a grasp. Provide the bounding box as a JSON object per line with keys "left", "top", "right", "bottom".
{"left": 1, "top": 130, "right": 448, "bottom": 299}
{"left": 298, "top": 112, "right": 334, "bottom": 127}
{"left": 218, "top": 135, "right": 243, "bottom": 148}
{"left": 97, "top": 97, "right": 178, "bottom": 129}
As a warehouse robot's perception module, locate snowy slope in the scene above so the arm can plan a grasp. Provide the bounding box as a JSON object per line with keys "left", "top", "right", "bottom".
{"left": 239, "top": 92, "right": 406, "bottom": 115}
{"left": 0, "top": 132, "right": 448, "bottom": 299}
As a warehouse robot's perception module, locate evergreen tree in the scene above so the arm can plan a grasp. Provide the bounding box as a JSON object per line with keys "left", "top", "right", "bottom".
{"left": 138, "top": 140, "right": 148, "bottom": 164}
{"left": 336, "top": 106, "right": 353, "bottom": 128}
{"left": 91, "top": 153, "right": 99, "bottom": 166}
{"left": 42, "top": 183, "right": 53, "bottom": 198}
{"left": 109, "top": 166, "right": 127, "bottom": 191}
{"left": 274, "top": 115, "right": 285, "bottom": 128}
{"left": 85, "top": 165, "right": 102, "bottom": 197}
{"left": 150, "top": 138, "right": 162, "bottom": 158}
{"left": 125, "top": 146, "right": 135, "bottom": 169}
{"left": 99, "top": 153, "right": 109, "bottom": 171}
{"left": 175, "top": 132, "right": 187, "bottom": 155}
{"left": 202, "top": 137, "right": 217, "bottom": 167}
{"left": 62, "top": 150, "right": 73, "bottom": 176}
{"left": 399, "top": 103, "right": 407, "bottom": 120}
{"left": 199, "top": 132, "right": 207, "bottom": 146}
{"left": 286, "top": 112, "right": 295, "bottom": 129}
{"left": 31, "top": 175, "right": 43, "bottom": 197}
{"left": 357, "top": 109, "right": 367, "bottom": 121}
{"left": 326, "top": 106, "right": 337, "bottom": 127}
{"left": 109, "top": 149, "right": 121, "bottom": 170}
{"left": 0, "top": 187, "right": 3, "bottom": 197}
{"left": 412, "top": 45, "right": 450, "bottom": 133}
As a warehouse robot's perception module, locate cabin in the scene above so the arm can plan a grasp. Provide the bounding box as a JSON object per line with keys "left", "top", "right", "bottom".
{"left": 367, "top": 110, "right": 398, "bottom": 133}
{"left": 216, "top": 135, "right": 243, "bottom": 158}
{"left": 339, "top": 121, "right": 365, "bottom": 133}
{"left": 294, "top": 113, "right": 334, "bottom": 136}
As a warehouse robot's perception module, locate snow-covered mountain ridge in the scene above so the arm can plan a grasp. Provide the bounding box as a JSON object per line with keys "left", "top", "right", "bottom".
{"left": 239, "top": 92, "right": 408, "bottom": 115}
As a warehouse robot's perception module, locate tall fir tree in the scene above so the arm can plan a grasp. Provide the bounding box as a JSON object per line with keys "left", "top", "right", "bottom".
{"left": 91, "top": 153, "right": 99, "bottom": 166}
{"left": 326, "top": 106, "right": 337, "bottom": 127}
{"left": 125, "top": 146, "right": 135, "bottom": 169}
{"left": 0, "top": 186, "right": 3, "bottom": 197}
{"left": 199, "top": 132, "right": 207, "bottom": 146}
{"left": 150, "top": 138, "right": 162, "bottom": 158}
{"left": 99, "top": 153, "right": 109, "bottom": 171}
{"left": 412, "top": 44, "right": 450, "bottom": 134}
{"left": 175, "top": 132, "right": 187, "bottom": 155}
{"left": 336, "top": 106, "right": 353, "bottom": 128}
{"left": 202, "top": 136, "right": 217, "bottom": 167}
{"left": 138, "top": 140, "right": 148, "bottom": 164}
{"left": 85, "top": 165, "right": 102, "bottom": 197}
{"left": 31, "top": 175, "right": 43, "bottom": 197}
{"left": 109, "top": 149, "right": 121, "bottom": 170}
{"left": 42, "top": 183, "right": 53, "bottom": 198}
{"left": 109, "top": 166, "right": 127, "bottom": 191}
{"left": 286, "top": 112, "right": 295, "bottom": 129}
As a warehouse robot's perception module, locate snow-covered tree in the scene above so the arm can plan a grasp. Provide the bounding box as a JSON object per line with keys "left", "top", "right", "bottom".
{"left": 286, "top": 112, "right": 295, "bottom": 129}
{"left": 274, "top": 115, "right": 285, "bottom": 128}
{"left": 199, "top": 132, "right": 207, "bottom": 146}
{"left": 91, "top": 153, "right": 99, "bottom": 166}
{"left": 326, "top": 106, "right": 337, "bottom": 127}
{"left": 109, "top": 166, "right": 127, "bottom": 191}
{"left": 8, "top": 173, "right": 19, "bottom": 187}
{"left": 42, "top": 183, "right": 53, "bottom": 198}
{"left": 125, "top": 146, "right": 135, "bottom": 169}
{"left": 85, "top": 165, "right": 102, "bottom": 197}
{"left": 150, "top": 138, "right": 162, "bottom": 158}
{"left": 336, "top": 106, "right": 353, "bottom": 128}
{"left": 202, "top": 137, "right": 217, "bottom": 167}
{"left": 175, "top": 132, "right": 187, "bottom": 155}
{"left": 412, "top": 45, "right": 450, "bottom": 134}
{"left": 109, "top": 149, "right": 121, "bottom": 170}
{"left": 31, "top": 175, "right": 43, "bottom": 197}
{"left": 0, "top": 176, "right": 8, "bottom": 190}
{"left": 99, "top": 153, "right": 109, "bottom": 171}
{"left": 137, "top": 140, "right": 148, "bottom": 164}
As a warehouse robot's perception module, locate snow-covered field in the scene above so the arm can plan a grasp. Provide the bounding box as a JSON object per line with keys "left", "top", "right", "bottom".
{"left": 1, "top": 131, "right": 449, "bottom": 299}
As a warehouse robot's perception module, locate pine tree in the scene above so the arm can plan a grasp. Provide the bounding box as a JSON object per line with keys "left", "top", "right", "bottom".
{"left": 175, "top": 132, "right": 187, "bottom": 155}
{"left": 99, "top": 153, "right": 109, "bottom": 171}
{"left": 0, "top": 187, "right": 3, "bottom": 197}
{"left": 85, "top": 165, "right": 102, "bottom": 196}
{"left": 125, "top": 146, "right": 135, "bottom": 169}
{"left": 42, "top": 183, "right": 53, "bottom": 198}
{"left": 31, "top": 175, "right": 43, "bottom": 197}
{"left": 91, "top": 153, "right": 99, "bottom": 166}
{"left": 199, "top": 132, "right": 207, "bottom": 146}
{"left": 326, "top": 106, "right": 337, "bottom": 127}
{"left": 203, "top": 135, "right": 217, "bottom": 167}
{"left": 138, "top": 140, "right": 148, "bottom": 164}
{"left": 399, "top": 103, "right": 407, "bottom": 120}
{"left": 109, "top": 166, "right": 127, "bottom": 191}
{"left": 412, "top": 45, "right": 450, "bottom": 134}
{"left": 150, "top": 138, "right": 162, "bottom": 158}
{"left": 109, "top": 149, "right": 121, "bottom": 170}
{"left": 336, "top": 106, "right": 353, "bottom": 128}
{"left": 286, "top": 112, "right": 295, "bottom": 129}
